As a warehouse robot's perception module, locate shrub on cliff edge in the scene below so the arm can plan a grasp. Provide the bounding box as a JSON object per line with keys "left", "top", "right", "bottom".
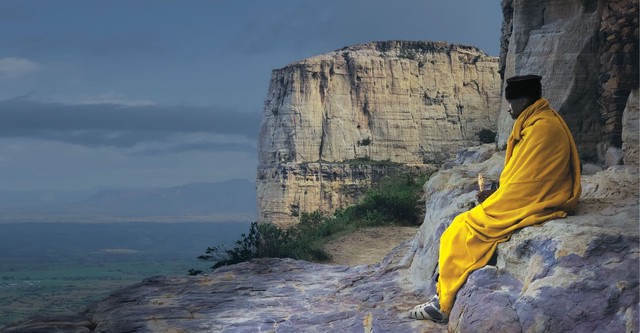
{"left": 190, "top": 171, "right": 431, "bottom": 274}
{"left": 477, "top": 128, "right": 497, "bottom": 143}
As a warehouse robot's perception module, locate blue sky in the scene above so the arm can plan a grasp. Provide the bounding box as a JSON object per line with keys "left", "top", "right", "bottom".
{"left": 0, "top": 0, "right": 501, "bottom": 191}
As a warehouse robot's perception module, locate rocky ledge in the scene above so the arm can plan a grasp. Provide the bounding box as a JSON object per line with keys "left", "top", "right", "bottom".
{"left": 407, "top": 144, "right": 639, "bottom": 333}
{"left": 3, "top": 143, "right": 637, "bottom": 333}
{"left": 2, "top": 254, "right": 444, "bottom": 333}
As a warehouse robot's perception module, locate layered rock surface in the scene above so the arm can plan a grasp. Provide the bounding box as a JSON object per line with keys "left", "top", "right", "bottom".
{"left": 407, "top": 145, "right": 639, "bottom": 333}
{"left": 258, "top": 41, "right": 501, "bottom": 227}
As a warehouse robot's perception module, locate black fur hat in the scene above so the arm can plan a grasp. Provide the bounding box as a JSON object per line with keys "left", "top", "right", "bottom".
{"left": 505, "top": 74, "right": 542, "bottom": 100}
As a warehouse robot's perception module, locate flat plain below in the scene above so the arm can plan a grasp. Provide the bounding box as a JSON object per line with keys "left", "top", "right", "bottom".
{"left": 0, "top": 221, "right": 250, "bottom": 327}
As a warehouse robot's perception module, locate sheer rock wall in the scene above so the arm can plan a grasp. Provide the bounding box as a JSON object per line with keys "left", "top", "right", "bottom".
{"left": 258, "top": 41, "right": 501, "bottom": 227}
{"left": 497, "top": 0, "right": 639, "bottom": 163}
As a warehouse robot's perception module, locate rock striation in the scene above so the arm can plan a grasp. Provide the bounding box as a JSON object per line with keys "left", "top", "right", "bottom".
{"left": 257, "top": 41, "right": 501, "bottom": 227}
{"left": 497, "top": 0, "right": 639, "bottom": 164}
{"left": 622, "top": 88, "right": 639, "bottom": 166}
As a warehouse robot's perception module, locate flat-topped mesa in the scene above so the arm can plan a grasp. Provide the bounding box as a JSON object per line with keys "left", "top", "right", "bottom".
{"left": 257, "top": 40, "right": 501, "bottom": 227}
{"left": 259, "top": 40, "right": 500, "bottom": 165}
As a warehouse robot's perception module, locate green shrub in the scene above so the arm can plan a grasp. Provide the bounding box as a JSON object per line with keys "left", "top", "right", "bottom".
{"left": 191, "top": 217, "right": 331, "bottom": 274}
{"left": 191, "top": 170, "right": 431, "bottom": 274}
{"left": 477, "top": 129, "right": 497, "bottom": 143}
{"left": 354, "top": 172, "right": 428, "bottom": 226}
{"left": 358, "top": 138, "right": 372, "bottom": 146}
{"left": 192, "top": 222, "right": 259, "bottom": 272}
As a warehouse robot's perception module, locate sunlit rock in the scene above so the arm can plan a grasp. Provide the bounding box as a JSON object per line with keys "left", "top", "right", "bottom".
{"left": 258, "top": 41, "right": 501, "bottom": 227}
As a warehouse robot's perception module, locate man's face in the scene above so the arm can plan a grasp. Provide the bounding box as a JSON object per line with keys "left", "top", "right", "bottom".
{"left": 507, "top": 98, "right": 527, "bottom": 120}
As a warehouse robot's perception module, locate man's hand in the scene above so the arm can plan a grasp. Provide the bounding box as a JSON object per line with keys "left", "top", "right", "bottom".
{"left": 476, "top": 189, "right": 496, "bottom": 204}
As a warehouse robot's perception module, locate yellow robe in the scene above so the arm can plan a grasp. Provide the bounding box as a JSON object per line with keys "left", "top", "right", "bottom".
{"left": 436, "top": 98, "right": 582, "bottom": 314}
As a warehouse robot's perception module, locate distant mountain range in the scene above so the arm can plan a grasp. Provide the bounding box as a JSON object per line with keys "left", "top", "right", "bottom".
{"left": 0, "top": 179, "right": 257, "bottom": 223}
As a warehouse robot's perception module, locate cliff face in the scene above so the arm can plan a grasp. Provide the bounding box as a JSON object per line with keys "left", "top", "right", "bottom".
{"left": 258, "top": 41, "right": 501, "bottom": 227}
{"left": 497, "top": 0, "right": 639, "bottom": 164}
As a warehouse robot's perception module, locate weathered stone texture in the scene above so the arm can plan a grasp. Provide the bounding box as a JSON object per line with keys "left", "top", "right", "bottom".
{"left": 407, "top": 146, "right": 639, "bottom": 333}
{"left": 499, "top": 0, "right": 514, "bottom": 78}
{"left": 622, "top": 89, "right": 639, "bottom": 166}
{"left": 598, "top": 0, "right": 639, "bottom": 152}
{"left": 1, "top": 255, "right": 447, "bottom": 333}
{"left": 258, "top": 41, "right": 501, "bottom": 227}
{"left": 498, "top": 0, "right": 639, "bottom": 163}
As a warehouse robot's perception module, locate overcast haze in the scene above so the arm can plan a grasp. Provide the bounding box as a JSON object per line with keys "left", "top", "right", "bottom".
{"left": 0, "top": 0, "right": 502, "bottom": 191}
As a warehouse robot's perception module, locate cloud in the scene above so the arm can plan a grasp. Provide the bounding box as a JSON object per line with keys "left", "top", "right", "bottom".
{"left": 0, "top": 57, "right": 39, "bottom": 78}
{"left": 0, "top": 97, "right": 261, "bottom": 154}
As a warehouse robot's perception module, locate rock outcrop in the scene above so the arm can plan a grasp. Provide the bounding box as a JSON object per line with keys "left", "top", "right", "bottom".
{"left": 257, "top": 41, "right": 501, "bottom": 227}
{"left": 407, "top": 89, "right": 639, "bottom": 332}
{"left": 497, "top": 0, "right": 639, "bottom": 164}
{"left": 407, "top": 145, "right": 639, "bottom": 333}
{"left": 1, "top": 258, "right": 445, "bottom": 333}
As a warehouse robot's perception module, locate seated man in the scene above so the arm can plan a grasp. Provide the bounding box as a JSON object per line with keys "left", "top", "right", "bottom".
{"left": 408, "top": 74, "right": 582, "bottom": 323}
